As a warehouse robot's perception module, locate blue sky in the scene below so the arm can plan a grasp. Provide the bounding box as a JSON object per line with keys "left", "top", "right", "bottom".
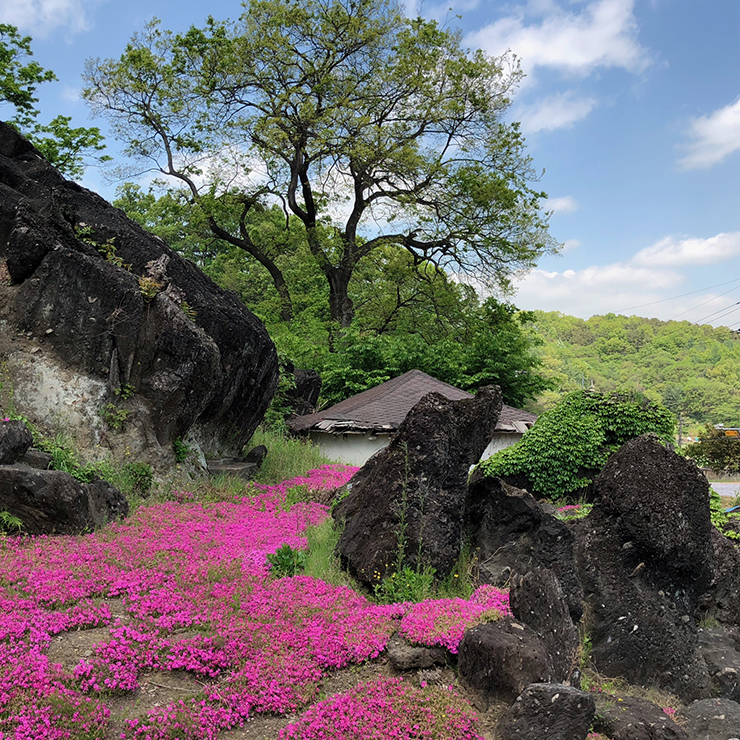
{"left": 2, "top": 0, "right": 740, "bottom": 327}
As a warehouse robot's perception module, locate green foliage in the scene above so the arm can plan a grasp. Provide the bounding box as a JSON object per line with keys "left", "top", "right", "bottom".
{"left": 533, "top": 311, "right": 740, "bottom": 433}
{"left": 122, "top": 462, "right": 154, "bottom": 498}
{"left": 267, "top": 543, "right": 306, "bottom": 578}
{"left": 709, "top": 488, "right": 740, "bottom": 542}
{"left": 101, "top": 403, "right": 129, "bottom": 431}
{"left": 303, "top": 519, "right": 355, "bottom": 589}
{"left": 85, "top": 0, "right": 557, "bottom": 328}
{"left": 138, "top": 276, "right": 163, "bottom": 301}
{"left": 480, "top": 390, "right": 676, "bottom": 500}
{"left": 115, "top": 383, "right": 136, "bottom": 401}
{"left": 374, "top": 565, "right": 435, "bottom": 604}
{"left": 1, "top": 25, "right": 108, "bottom": 176}
{"left": 555, "top": 504, "right": 594, "bottom": 521}
{"left": 685, "top": 425, "right": 740, "bottom": 474}
{"left": 172, "top": 438, "right": 192, "bottom": 463}
{"left": 0, "top": 510, "right": 22, "bottom": 533}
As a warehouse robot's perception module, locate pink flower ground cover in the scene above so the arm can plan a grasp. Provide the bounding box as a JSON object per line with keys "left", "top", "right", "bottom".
{"left": 0, "top": 465, "right": 509, "bottom": 739}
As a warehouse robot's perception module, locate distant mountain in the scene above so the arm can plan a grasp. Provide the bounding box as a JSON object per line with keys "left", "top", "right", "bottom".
{"left": 532, "top": 311, "right": 740, "bottom": 436}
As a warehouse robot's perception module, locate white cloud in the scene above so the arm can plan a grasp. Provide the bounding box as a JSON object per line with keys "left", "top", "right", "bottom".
{"left": 512, "top": 230, "right": 740, "bottom": 324}
{"left": 0, "top": 0, "right": 99, "bottom": 37}
{"left": 548, "top": 195, "right": 580, "bottom": 214}
{"left": 61, "top": 86, "right": 81, "bottom": 104}
{"left": 516, "top": 91, "right": 597, "bottom": 132}
{"left": 633, "top": 232, "right": 740, "bottom": 267}
{"left": 562, "top": 239, "right": 580, "bottom": 252}
{"left": 467, "top": 0, "right": 649, "bottom": 77}
{"left": 678, "top": 96, "right": 740, "bottom": 170}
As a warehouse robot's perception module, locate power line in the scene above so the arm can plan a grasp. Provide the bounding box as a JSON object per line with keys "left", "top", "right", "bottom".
{"left": 669, "top": 284, "right": 740, "bottom": 320}
{"left": 619, "top": 277, "right": 740, "bottom": 312}
{"left": 693, "top": 302, "right": 740, "bottom": 326}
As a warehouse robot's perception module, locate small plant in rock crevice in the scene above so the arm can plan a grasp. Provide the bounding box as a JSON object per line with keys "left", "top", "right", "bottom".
{"left": 172, "top": 438, "right": 192, "bottom": 463}
{"left": 101, "top": 402, "right": 129, "bottom": 431}
{"left": 138, "top": 275, "right": 163, "bottom": 301}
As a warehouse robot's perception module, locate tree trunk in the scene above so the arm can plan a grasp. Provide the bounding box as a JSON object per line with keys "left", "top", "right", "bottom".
{"left": 327, "top": 267, "right": 354, "bottom": 328}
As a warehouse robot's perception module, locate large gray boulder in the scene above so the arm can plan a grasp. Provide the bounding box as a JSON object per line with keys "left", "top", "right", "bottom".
{"left": 0, "top": 122, "right": 278, "bottom": 463}
{"left": 679, "top": 698, "right": 740, "bottom": 740}
{"left": 466, "top": 472, "right": 583, "bottom": 622}
{"left": 334, "top": 386, "right": 502, "bottom": 585}
{"left": 496, "top": 683, "right": 595, "bottom": 740}
{"left": 593, "top": 695, "right": 689, "bottom": 740}
{"left": 458, "top": 618, "right": 553, "bottom": 706}
{"left": 574, "top": 434, "right": 715, "bottom": 701}
{"left": 0, "top": 463, "right": 128, "bottom": 534}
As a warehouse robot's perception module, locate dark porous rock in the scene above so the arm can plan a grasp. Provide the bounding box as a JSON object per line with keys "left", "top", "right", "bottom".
{"left": 466, "top": 471, "right": 583, "bottom": 622}
{"left": 510, "top": 567, "right": 580, "bottom": 684}
{"left": 386, "top": 633, "right": 448, "bottom": 671}
{"left": 573, "top": 435, "right": 716, "bottom": 701}
{"left": 679, "top": 698, "right": 740, "bottom": 740}
{"left": 696, "top": 527, "right": 740, "bottom": 627}
{"left": 458, "top": 618, "right": 553, "bottom": 706}
{"left": 595, "top": 434, "right": 713, "bottom": 602}
{"left": 696, "top": 628, "right": 740, "bottom": 702}
{"left": 243, "top": 445, "right": 267, "bottom": 469}
{"left": 0, "top": 464, "right": 129, "bottom": 535}
{"left": 0, "top": 420, "right": 33, "bottom": 464}
{"left": 496, "top": 683, "right": 595, "bottom": 740}
{"left": 0, "top": 122, "right": 278, "bottom": 460}
{"left": 335, "top": 387, "right": 502, "bottom": 585}
{"left": 19, "top": 448, "right": 53, "bottom": 470}
{"left": 593, "top": 695, "right": 689, "bottom": 740}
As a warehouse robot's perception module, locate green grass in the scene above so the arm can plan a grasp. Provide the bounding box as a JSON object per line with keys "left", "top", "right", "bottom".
{"left": 248, "top": 426, "right": 334, "bottom": 485}
{"left": 303, "top": 518, "right": 356, "bottom": 589}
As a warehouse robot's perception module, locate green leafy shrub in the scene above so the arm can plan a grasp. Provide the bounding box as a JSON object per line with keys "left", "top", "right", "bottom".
{"left": 374, "top": 565, "right": 436, "bottom": 604}
{"left": 267, "top": 543, "right": 306, "bottom": 577}
{"left": 479, "top": 390, "right": 676, "bottom": 500}
{"left": 709, "top": 488, "right": 740, "bottom": 542}
{"left": 0, "top": 511, "right": 22, "bottom": 533}
{"left": 685, "top": 425, "right": 740, "bottom": 474}
{"left": 172, "top": 438, "right": 192, "bottom": 463}
{"left": 101, "top": 402, "right": 129, "bottom": 431}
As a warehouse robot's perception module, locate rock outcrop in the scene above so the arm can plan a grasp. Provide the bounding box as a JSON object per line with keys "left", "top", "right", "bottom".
{"left": 0, "top": 122, "right": 279, "bottom": 466}
{"left": 0, "top": 463, "right": 128, "bottom": 534}
{"left": 458, "top": 618, "right": 553, "bottom": 706}
{"left": 496, "top": 683, "right": 595, "bottom": 740}
{"left": 334, "top": 386, "right": 502, "bottom": 585}
{"left": 466, "top": 472, "right": 583, "bottom": 622}
{"left": 574, "top": 434, "right": 714, "bottom": 701}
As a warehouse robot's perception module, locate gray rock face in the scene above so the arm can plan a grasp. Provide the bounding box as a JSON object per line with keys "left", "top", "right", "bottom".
{"left": 696, "top": 628, "right": 740, "bottom": 702}
{"left": 0, "top": 420, "right": 33, "bottom": 464}
{"left": 466, "top": 472, "right": 583, "bottom": 622}
{"left": 0, "top": 122, "right": 278, "bottom": 458}
{"left": 458, "top": 618, "right": 553, "bottom": 705}
{"left": 679, "top": 698, "right": 740, "bottom": 740}
{"left": 0, "top": 463, "right": 129, "bottom": 534}
{"left": 335, "top": 386, "right": 502, "bottom": 585}
{"left": 573, "top": 435, "right": 715, "bottom": 701}
{"left": 385, "top": 633, "right": 448, "bottom": 671}
{"left": 510, "top": 567, "right": 580, "bottom": 684}
{"left": 593, "top": 695, "right": 689, "bottom": 740}
{"left": 496, "top": 683, "right": 595, "bottom": 740}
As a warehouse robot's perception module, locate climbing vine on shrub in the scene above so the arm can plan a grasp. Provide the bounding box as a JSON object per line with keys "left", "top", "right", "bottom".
{"left": 479, "top": 390, "right": 676, "bottom": 500}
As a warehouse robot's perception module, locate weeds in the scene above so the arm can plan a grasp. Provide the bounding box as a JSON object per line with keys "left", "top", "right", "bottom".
{"left": 249, "top": 427, "right": 332, "bottom": 485}
{"left": 267, "top": 543, "right": 306, "bottom": 577}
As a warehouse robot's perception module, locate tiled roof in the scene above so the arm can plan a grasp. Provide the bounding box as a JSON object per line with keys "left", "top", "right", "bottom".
{"left": 288, "top": 369, "right": 536, "bottom": 433}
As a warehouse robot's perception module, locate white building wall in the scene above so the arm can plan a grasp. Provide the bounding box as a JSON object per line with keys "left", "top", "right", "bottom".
{"left": 309, "top": 431, "right": 392, "bottom": 466}
{"left": 310, "top": 430, "right": 523, "bottom": 466}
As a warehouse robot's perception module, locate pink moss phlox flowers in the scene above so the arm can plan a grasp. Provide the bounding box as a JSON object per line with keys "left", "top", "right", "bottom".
{"left": 398, "top": 585, "right": 511, "bottom": 653}
{"left": 279, "top": 676, "right": 485, "bottom": 740}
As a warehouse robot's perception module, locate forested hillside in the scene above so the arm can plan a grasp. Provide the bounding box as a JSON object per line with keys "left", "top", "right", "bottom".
{"left": 532, "top": 311, "right": 740, "bottom": 433}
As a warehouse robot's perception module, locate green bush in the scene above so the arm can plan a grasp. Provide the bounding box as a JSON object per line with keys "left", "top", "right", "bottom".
{"left": 479, "top": 390, "right": 676, "bottom": 500}
{"left": 267, "top": 543, "right": 306, "bottom": 578}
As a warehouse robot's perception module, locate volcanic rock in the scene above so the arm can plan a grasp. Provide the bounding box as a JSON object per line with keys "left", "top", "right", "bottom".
{"left": 334, "top": 386, "right": 502, "bottom": 585}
